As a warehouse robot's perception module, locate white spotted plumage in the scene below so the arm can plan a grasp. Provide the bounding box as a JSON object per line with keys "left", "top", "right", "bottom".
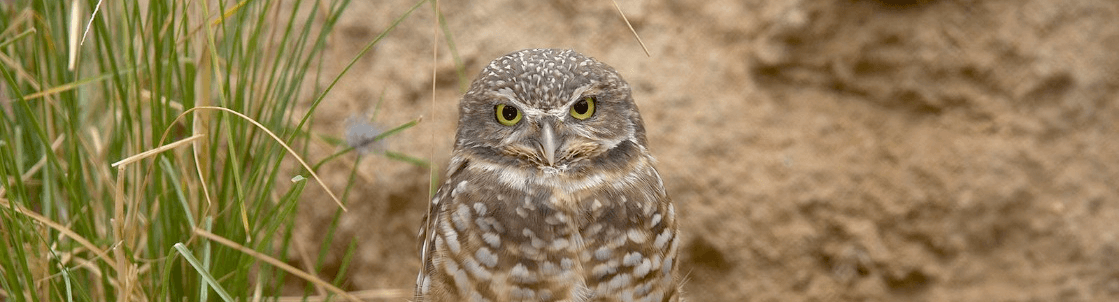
{"left": 415, "top": 49, "right": 681, "bottom": 302}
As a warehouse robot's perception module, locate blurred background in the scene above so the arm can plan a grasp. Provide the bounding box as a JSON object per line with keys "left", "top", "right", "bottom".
{"left": 3, "top": 0, "right": 1116, "bottom": 301}
{"left": 297, "top": 0, "right": 1119, "bottom": 301}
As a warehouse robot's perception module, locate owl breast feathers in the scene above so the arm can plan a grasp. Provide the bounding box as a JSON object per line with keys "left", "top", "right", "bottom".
{"left": 415, "top": 49, "right": 681, "bottom": 302}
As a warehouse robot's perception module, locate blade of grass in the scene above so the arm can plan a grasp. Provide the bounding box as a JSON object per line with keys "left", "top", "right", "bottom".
{"left": 193, "top": 229, "right": 362, "bottom": 302}
{"left": 385, "top": 151, "right": 429, "bottom": 167}
{"left": 172, "top": 243, "right": 234, "bottom": 302}
{"left": 610, "top": 0, "right": 650, "bottom": 57}
{"left": 434, "top": 8, "right": 468, "bottom": 92}
{"left": 0, "top": 28, "right": 36, "bottom": 48}
{"left": 78, "top": 0, "right": 103, "bottom": 46}
{"left": 110, "top": 134, "right": 204, "bottom": 168}
{"left": 211, "top": 0, "right": 251, "bottom": 26}
{"left": 67, "top": 1, "right": 79, "bottom": 70}
{"left": 21, "top": 68, "right": 132, "bottom": 101}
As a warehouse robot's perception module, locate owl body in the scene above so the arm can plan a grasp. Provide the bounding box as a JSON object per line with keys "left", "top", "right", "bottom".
{"left": 416, "top": 49, "right": 680, "bottom": 302}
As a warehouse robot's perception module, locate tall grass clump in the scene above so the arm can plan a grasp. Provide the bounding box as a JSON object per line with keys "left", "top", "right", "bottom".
{"left": 0, "top": 0, "right": 425, "bottom": 300}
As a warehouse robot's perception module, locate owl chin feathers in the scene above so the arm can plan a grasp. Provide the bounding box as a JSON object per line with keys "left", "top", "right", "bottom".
{"left": 466, "top": 136, "right": 647, "bottom": 196}
{"left": 499, "top": 139, "right": 616, "bottom": 173}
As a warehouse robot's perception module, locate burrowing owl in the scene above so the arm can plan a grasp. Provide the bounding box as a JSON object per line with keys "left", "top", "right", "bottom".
{"left": 415, "top": 49, "right": 680, "bottom": 302}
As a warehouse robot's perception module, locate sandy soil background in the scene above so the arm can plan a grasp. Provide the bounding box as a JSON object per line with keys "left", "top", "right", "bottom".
{"left": 288, "top": 0, "right": 1119, "bottom": 300}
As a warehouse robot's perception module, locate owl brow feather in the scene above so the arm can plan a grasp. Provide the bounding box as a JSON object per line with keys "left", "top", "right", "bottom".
{"left": 491, "top": 85, "right": 601, "bottom": 118}
{"left": 566, "top": 85, "right": 594, "bottom": 106}
{"left": 491, "top": 89, "right": 556, "bottom": 118}
{"left": 492, "top": 87, "right": 523, "bottom": 107}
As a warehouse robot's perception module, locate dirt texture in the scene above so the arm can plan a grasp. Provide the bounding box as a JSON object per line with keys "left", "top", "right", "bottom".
{"left": 289, "top": 0, "right": 1119, "bottom": 300}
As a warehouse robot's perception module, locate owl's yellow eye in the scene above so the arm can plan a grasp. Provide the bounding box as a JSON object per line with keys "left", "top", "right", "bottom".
{"left": 495, "top": 104, "right": 522, "bottom": 126}
{"left": 570, "top": 97, "right": 595, "bottom": 120}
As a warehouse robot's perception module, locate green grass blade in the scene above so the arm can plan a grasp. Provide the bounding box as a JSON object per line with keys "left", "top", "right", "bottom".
{"left": 173, "top": 243, "right": 234, "bottom": 302}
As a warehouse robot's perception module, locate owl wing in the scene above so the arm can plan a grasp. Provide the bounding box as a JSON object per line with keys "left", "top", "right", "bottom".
{"left": 414, "top": 158, "right": 467, "bottom": 301}
{"left": 576, "top": 168, "right": 681, "bottom": 301}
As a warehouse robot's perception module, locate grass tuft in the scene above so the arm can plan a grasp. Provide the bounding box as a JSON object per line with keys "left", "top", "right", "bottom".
{"left": 0, "top": 0, "right": 425, "bottom": 300}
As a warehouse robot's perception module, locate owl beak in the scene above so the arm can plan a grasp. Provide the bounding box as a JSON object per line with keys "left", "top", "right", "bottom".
{"left": 540, "top": 122, "right": 558, "bottom": 166}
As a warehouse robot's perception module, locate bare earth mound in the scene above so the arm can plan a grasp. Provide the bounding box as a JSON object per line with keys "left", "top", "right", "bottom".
{"left": 290, "top": 1, "right": 1119, "bottom": 300}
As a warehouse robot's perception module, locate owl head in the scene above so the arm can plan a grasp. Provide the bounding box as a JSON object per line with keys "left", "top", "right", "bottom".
{"left": 453, "top": 49, "right": 648, "bottom": 174}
